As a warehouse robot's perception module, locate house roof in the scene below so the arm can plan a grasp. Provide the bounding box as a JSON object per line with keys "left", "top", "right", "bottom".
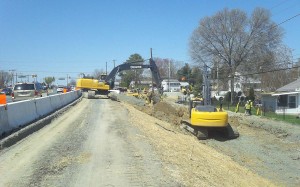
{"left": 276, "top": 79, "right": 300, "bottom": 92}
{"left": 272, "top": 91, "right": 299, "bottom": 96}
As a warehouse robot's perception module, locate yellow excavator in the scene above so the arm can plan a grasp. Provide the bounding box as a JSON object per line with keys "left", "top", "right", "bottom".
{"left": 76, "top": 74, "right": 110, "bottom": 98}
{"left": 180, "top": 65, "right": 239, "bottom": 140}
{"left": 76, "top": 58, "right": 162, "bottom": 99}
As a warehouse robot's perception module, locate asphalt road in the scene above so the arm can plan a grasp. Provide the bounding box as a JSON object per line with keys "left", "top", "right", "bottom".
{"left": 0, "top": 98, "right": 178, "bottom": 187}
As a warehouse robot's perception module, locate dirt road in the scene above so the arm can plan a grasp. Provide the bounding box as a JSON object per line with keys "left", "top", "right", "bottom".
{"left": 0, "top": 98, "right": 178, "bottom": 186}
{"left": 1, "top": 96, "right": 298, "bottom": 186}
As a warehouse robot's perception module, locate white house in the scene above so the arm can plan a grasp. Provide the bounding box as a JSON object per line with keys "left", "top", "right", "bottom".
{"left": 212, "top": 72, "right": 256, "bottom": 100}
{"left": 271, "top": 79, "right": 300, "bottom": 115}
{"left": 228, "top": 72, "right": 261, "bottom": 93}
{"left": 161, "top": 79, "right": 181, "bottom": 92}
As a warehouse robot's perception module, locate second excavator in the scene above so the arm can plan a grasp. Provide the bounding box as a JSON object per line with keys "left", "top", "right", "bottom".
{"left": 181, "top": 65, "right": 239, "bottom": 140}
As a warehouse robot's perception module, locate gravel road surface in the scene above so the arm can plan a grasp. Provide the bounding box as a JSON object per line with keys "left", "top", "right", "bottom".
{"left": 0, "top": 98, "right": 178, "bottom": 187}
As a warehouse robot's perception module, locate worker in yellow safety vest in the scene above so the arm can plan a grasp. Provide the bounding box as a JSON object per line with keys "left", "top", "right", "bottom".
{"left": 249, "top": 100, "right": 253, "bottom": 115}
{"left": 245, "top": 101, "right": 251, "bottom": 115}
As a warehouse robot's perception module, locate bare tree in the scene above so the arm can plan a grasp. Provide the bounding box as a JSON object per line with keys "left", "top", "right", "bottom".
{"left": 261, "top": 45, "right": 294, "bottom": 91}
{"left": 0, "top": 71, "right": 13, "bottom": 87}
{"left": 153, "top": 58, "right": 180, "bottom": 80}
{"left": 190, "top": 7, "right": 283, "bottom": 103}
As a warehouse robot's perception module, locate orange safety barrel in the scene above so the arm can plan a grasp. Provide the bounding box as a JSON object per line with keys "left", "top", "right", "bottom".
{"left": 63, "top": 88, "right": 67, "bottom": 93}
{"left": 0, "top": 94, "right": 7, "bottom": 105}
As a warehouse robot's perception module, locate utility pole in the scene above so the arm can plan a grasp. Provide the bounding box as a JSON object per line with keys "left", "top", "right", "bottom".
{"left": 217, "top": 54, "right": 221, "bottom": 95}
{"left": 168, "top": 60, "right": 170, "bottom": 92}
{"left": 113, "top": 59, "right": 116, "bottom": 68}
{"left": 151, "top": 48, "right": 154, "bottom": 93}
{"left": 217, "top": 65, "right": 219, "bottom": 94}
{"left": 106, "top": 62, "right": 107, "bottom": 75}
{"left": 259, "top": 66, "right": 262, "bottom": 92}
{"left": 203, "top": 64, "right": 211, "bottom": 105}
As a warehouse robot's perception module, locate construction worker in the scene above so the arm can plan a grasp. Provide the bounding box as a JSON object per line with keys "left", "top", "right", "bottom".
{"left": 245, "top": 101, "right": 250, "bottom": 115}
{"left": 235, "top": 97, "right": 242, "bottom": 113}
{"left": 249, "top": 100, "right": 253, "bottom": 115}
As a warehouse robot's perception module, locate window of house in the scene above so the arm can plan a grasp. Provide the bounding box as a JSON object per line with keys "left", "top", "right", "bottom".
{"left": 288, "top": 95, "right": 296, "bottom": 108}
{"left": 277, "top": 95, "right": 288, "bottom": 107}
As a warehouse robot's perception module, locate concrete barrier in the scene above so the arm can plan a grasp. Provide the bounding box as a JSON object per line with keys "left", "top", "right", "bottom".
{"left": 35, "top": 97, "right": 52, "bottom": 117}
{"left": 0, "top": 105, "right": 9, "bottom": 136}
{"left": 49, "top": 94, "right": 63, "bottom": 110}
{"left": 0, "top": 90, "right": 82, "bottom": 137}
{"left": 7, "top": 100, "right": 38, "bottom": 129}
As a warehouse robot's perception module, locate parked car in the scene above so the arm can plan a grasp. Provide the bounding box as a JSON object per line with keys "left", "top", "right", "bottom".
{"left": 12, "top": 83, "right": 43, "bottom": 102}
{"left": 0, "top": 88, "right": 12, "bottom": 95}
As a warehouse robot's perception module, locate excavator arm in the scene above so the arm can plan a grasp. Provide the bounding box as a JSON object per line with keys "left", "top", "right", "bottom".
{"left": 105, "top": 59, "right": 162, "bottom": 90}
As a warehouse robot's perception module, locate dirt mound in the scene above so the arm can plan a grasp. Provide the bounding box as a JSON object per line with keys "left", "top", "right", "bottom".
{"left": 154, "top": 102, "right": 177, "bottom": 116}
{"left": 140, "top": 101, "right": 188, "bottom": 126}
{"left": 110, "top": 93, "right": 189, "bottom": 126}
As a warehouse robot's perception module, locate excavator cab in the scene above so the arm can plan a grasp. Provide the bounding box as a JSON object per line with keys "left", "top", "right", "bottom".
{"left": 100, "top": 74, "right": 107, "bottom": 81}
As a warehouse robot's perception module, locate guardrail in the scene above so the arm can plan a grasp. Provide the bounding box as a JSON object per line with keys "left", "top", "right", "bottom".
{"left": 0, "top": 90, "right": 82, "bottom": 136}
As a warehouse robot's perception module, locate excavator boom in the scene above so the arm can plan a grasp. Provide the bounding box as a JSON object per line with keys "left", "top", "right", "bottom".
{"left": 105, "top": 59, "right": 162, "bottom": 90}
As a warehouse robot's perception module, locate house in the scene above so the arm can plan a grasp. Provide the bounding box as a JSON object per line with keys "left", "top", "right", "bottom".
{"left": 262, "top": 79, "right": 300, "bottom": 115}
{"left": 229, "top": 72, "right": 261, "bottom": 93}
{"left": 211, "top": 72, "right": 258, "bottom": 100}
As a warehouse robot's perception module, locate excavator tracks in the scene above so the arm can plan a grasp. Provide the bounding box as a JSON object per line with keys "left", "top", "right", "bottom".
{"left": 180, "top": 120, "right": 239, "bottom": 140}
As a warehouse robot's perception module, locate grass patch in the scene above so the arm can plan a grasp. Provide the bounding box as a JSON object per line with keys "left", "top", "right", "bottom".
{"left": 261, "top": 112, "right": 300, "bottom": 125}
{"left": 217, "top": 101, "right": 300, "bottom": 125}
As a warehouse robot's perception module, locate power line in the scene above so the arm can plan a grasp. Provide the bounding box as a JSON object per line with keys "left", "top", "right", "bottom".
{"left": 269, "top": 0, "right": 289, "bottom": 10}
{"left": 237, "top": 64, "right": 300, "bottom": 77}
{"left": 272, "top": 13, "right": 300, "bottom": 29}
{"left": 216, "top": 63, "right": 300, "bottom": 80}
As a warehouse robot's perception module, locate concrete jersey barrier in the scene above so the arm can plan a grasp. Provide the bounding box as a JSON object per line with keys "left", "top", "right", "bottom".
{"left": 0, "top": 90, "right": 82, "bottom": 136}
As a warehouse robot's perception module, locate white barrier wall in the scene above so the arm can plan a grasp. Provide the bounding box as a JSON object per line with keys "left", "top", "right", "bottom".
{"left": 7, "top": 100, "right": 38, "bottom": 129}
{"left": 0, "top": 106, "right": 9, "bottom": 135}
{"left": 49, "top": 94, "right": 63, "bottom": 110}
{"left": 0, "top": 90, "right": 81, "bottom": 136}
{"left": 35, "top": 97, "right": 52, "bottom": 117}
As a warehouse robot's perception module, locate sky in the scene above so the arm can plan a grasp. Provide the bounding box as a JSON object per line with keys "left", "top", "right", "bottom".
{"left": 0, "top": 0, "right": 299, "bottom": 85}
